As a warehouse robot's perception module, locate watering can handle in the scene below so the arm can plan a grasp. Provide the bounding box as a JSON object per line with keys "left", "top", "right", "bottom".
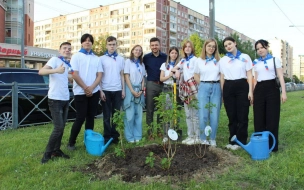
{"left": 268, "top": 132, "right": 276, "bottom": 153}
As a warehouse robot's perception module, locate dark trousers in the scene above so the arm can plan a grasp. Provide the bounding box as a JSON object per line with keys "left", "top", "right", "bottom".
{"left": 253, "top": 79, "right": 280, "bottom": 151}
{"left": 101, "top": 90, "right": 122, "bottom": 142}
{"left": 146, "top": 81, "right": 163, "bottom": 134}
{"left": 45, "top": 99, "right": 69, "bottom": 153}
{"left": 223, "top": 79, "right": 250, "bottom": 145}
{"left": 68, "top": 91, "right": 100, "bottom": 145}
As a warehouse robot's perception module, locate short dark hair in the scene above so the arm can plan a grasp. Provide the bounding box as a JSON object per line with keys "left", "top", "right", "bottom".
{"left": 255, "top": 39, "right": 269, "bottom": 51}
{"left": 59, "top": 42, "right": 71, "bottom": 49}
{"left": 81, "top": 33, "right": 94, "bottom": 45}
{"left": 150, "top": 37, "right": 160, "bottom": 43}
{"left": 106, "top": 36, "right": 117, "bottom": 43}
{"left": 223, "top": 36, "right": 237, "bottom": 47}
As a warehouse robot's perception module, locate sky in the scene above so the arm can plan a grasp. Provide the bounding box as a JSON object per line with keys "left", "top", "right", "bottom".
{"left": 34, "top": 0, "right": 304, "bottom": 57}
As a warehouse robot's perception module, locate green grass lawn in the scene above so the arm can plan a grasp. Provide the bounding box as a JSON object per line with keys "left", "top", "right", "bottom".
{"left": 1, "top": 91, "right": 304, "bottom": 190}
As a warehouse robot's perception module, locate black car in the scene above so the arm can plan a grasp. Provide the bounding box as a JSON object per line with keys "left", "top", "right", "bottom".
{"left": 0, "top": 68, "right": 102, "bottom": 130}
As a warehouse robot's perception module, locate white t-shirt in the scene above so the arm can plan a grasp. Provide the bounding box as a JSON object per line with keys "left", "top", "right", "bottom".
{"left": 160, "top": 62, "right": 176, "bottom": 85}
{"left": 124, "top": 59, "right": 146, "bottom": 85}
{"left": 100, "top": 55, "right": 124, "bottom": 91}
{"left": 46, "top": 57, "right": 70, "bottom": 100}
{"left": 176, "top": 56, "right": 198, "bottom": 81}
{"left": 70, "top": 52, "right": 103, "bottom": 95}
{"left": 194, "top": 58, "right": 220, "bottom": 81}
{"left": 253, "top": 57, "right": 282, "bottom": 82}
{"left": 219, "top": 53, "right": 252, "bottom": 80}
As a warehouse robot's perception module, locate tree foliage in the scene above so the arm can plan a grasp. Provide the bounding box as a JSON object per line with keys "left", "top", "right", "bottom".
{"left": 293, "top": 75, "right": 300, "bottom": 83}
{"left": 92, "top": 34, "right": 109, "bottom": 56}
{"left": 181, "top": 33, "right": 204, "bottom": 57}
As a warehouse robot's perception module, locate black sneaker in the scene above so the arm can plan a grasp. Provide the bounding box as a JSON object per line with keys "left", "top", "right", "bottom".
{"left": 67, "top": 143, "right": 76, "bottom": 151}
{"left": 52, "top": 149, "right": 70, "bottom": 159}
{"left": 41, "top": 152, "right": 52, "bottom": 164}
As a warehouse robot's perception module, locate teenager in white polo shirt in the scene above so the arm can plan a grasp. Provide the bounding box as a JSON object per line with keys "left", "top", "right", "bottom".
{"left": 194, "top": 39, "right": 221, "bottom": 147}
{"left": 219, "top": 36, "right": 253, "bottom": 150}
{"left": 159, "top": 46, "right": 181, "bottom": 143}
{"left": 123, "top": 45, "right": 145, "bottom": 143}
{"left": 253, "top": 39, "right": 287, "bottom": 152}
{"left": 67, "top": 34, "right": 103, "bottom": 150}
{"left": 172, "top": 40, "right": 199, "bottom": 145}
{"left": 39, "top": 42, "right": 72, "bottom": 163}
{"left": 100, "top": 36, "right": 125, "bottom": 144}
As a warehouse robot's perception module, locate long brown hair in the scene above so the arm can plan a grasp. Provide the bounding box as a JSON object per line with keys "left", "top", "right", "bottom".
{"left": 182, "top": 40, "right": 195, "bottom": 58}
{"left": 129, "top": 45, "right": 143, "bottom": 64}
{"left": 165, "top": 46, "right": 180, "bottom": 67}
{"left": 201, "top": 39, "right": 220, "bottom": 61}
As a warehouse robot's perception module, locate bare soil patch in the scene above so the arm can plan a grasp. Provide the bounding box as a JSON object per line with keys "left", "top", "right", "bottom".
{"left": 80, "top": 144, "right": 240, "bottom": 184}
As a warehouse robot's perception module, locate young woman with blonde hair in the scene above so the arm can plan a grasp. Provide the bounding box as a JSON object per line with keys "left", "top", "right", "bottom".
{"left": 194, "top": 38, "right": 221, "bottom": 146}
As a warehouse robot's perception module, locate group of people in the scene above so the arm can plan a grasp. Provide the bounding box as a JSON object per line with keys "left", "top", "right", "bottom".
{"left": 39, "top": 33, "right": 287, "bottom": 164}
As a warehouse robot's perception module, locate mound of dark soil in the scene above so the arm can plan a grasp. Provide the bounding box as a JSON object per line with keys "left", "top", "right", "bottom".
{"left": 81, "top": 144, "right": 240, "bottom": 183}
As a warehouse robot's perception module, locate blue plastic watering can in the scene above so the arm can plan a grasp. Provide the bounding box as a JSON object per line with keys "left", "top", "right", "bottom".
{"left": 84, "top": 129, "right": 113, "bottom": 156}
{"left": 231, "top": 131, "right": 276, "bottom": 160}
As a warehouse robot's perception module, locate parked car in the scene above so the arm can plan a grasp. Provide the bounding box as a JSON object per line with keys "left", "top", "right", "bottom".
{"left": 0, "top": 68, "right": 102, "bottom": 130}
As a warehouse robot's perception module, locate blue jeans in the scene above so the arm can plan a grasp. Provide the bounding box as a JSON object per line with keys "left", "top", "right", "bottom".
{"left": 45, "top": 99, "right": 69, "bottom": 153}
{"left": 198, "top": 82, "right": 221, "bottom": 141}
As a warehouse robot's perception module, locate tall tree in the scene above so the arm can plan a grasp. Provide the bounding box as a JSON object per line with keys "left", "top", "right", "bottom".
{"left": 181, "top": 33, "right": 204, "bottom": 57}
{"left": 92, "top": 34, "right": 109, "bottom": 56}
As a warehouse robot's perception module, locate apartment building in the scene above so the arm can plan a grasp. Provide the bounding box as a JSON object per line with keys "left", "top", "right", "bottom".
{"left": 0, "top": 0, "right": 6, "bottom": 43}
{"left": 268, "top": 37, "right": 294, "bottom": 78}
{"left": 4, "top": 0, "right": 34, "bottom": 46}
{"left": 298, "top": 55, "right": 304, "bottom": 82}
{"left": 34, "top": 0, "right": 255, "bottom": 56}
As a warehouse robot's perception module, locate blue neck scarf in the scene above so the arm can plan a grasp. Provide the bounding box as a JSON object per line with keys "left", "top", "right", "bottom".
{"left": 79, "top": 48, "right": 94, "bottom": 55}
{"left": 105, "top": 50, "right": 118, "bottom": 61}
{"left": 205, "top": 55, "right": 217, "bottom": 65}
{"left": 181, "top": 54, "right": 194, "bottom": 69}
{"left": 133, "top": 59, "right": 141, "bottom": 73}
{"left": 256, "top": 53, "right": 273, "bottom": 70}
{"left": 58, "top": 56, "right": 73, "bottom": 74}
{"left": 167, "top": 61, "right": 175, "bottom": 70}
{"left": 226, "top": 50, "right": 248, "bottom": 63}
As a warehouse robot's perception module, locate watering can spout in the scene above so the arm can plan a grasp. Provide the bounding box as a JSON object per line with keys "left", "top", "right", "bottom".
{"left": 231, "top": 135, "right": 253, "bottom": 155}
{"left": 101, "top": 138, "right": 113, "bottom": 155}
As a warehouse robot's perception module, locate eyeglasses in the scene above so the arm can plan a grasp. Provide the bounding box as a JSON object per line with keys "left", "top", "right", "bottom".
{"left": 107, "top": 43, "right": 116, "bottom": 46}
{"left": 206, "top": 45, "right": 216, "bottom": 49}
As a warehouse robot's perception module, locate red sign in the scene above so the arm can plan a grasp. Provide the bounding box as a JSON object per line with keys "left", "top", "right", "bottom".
{"left": 0, "top": 46, "right": 28, "bottom": 56}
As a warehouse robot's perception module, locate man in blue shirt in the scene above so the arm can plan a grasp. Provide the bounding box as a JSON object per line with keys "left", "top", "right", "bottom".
{"left": 143, "top": 37, "right": 167, "bottom": 139}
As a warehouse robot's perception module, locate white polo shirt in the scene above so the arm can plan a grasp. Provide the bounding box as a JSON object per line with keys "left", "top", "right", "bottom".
{"left": 253, "top": 57, "right": 281, "bottom": 82}
{"left": 219, "top": 53, "right": 252, "bottom": 80}
{"left": 124, "top": 59, "right": 146, "bottom": 85}
{"left": 100, "top": 55, "right": 124, "bottom": 91}
{"left": 70, "top": 52, "right": 103, "bottom": 95}
{"left": 194, "top": 58, "right": 220, "bottom": 81}
{"left": 46, "top": 57, "right": 70, "bottom": 100}
{"left": 160, "top": 62, "right": 176, "bottom": 85}
{"left": 176, "top": 56, "right": 198, "bottom": 81}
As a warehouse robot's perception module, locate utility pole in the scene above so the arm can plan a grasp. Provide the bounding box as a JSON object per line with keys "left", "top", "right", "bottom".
{"left": 209, "top": 0, "right": 215, "bottom": 38}
{"left": 21, "top": 0, "right": 25, "bottom": 68}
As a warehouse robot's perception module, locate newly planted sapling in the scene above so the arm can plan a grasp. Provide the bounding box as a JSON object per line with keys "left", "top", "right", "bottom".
{"left": 145, "top": 152, "right": 156, "bottom": 168}
{"left": 112, "top": 109, "right": 126, "bottom": 158}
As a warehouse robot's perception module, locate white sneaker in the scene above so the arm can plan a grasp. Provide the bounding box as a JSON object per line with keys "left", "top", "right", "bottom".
{"left": 129, "top": 140, "right": 135, "bottom": 143}
{"left": 186, "top": 138, "right": 201, "bottom": 145}
{"left": 182, "top": 137, "right": 193, "bottom": 144}
{"left": 230, "top": 145, "right": 241, "bottom": 150}
{"left": 135, "top": 139, "right": 140, "bottom": 143}
{"left": 210, "top": 140, "right": 216, "bottom": 147}
{"left": 162, "top": 137, "right": 168, "bottom": 143}
{"left": 226, "top": 144, "right": 233, "bottom": 149}
{"left": 201, "top": 140, "right": 210, "bottom": 145}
